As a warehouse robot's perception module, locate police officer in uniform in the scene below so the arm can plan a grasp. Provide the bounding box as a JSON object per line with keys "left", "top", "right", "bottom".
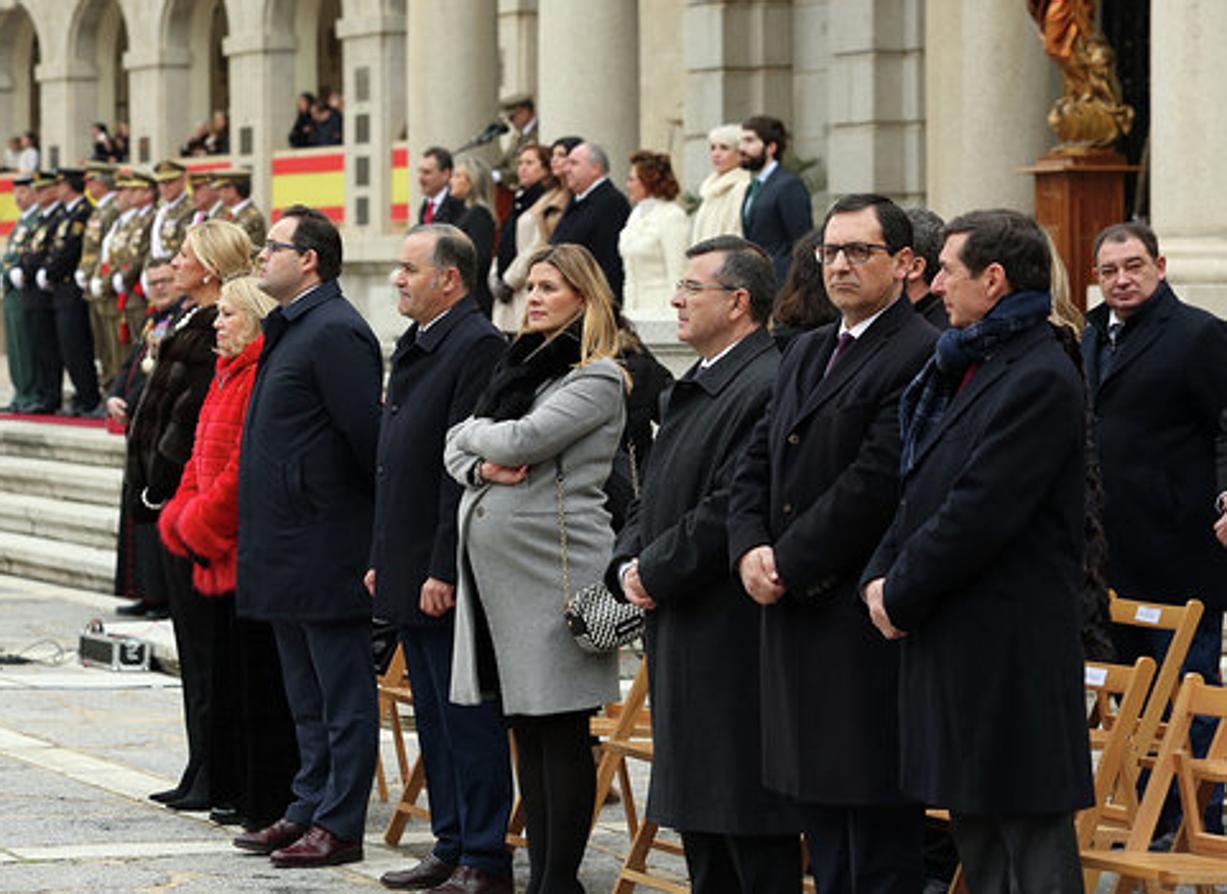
{"left": 78, "top": 162, "right": 124, "bottom": 387}
{"left": 2, "top": 174, "right": 40, "bottom": 411}
{"left": 213, "top": 170, "right": 266, "bottom": 248}
{"left": 39, "top": 168, "right": 101, "bottom": 415}
{"left": 20, "top": 171, "right": 65, "bottom": 413}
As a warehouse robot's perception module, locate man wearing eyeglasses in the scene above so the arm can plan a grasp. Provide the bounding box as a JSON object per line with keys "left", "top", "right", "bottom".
{"left": 728, "top": 194, "right": 936, "bottom": 893}
{"left": 234, "top": 205, "right": 383, "bottom": 868}
{"left": 1083, "top": 221, "right": 1227, "bottom": 840}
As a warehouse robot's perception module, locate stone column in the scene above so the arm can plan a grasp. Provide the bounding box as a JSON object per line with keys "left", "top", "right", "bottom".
{"left": 35, "top": 58, "right": 97, "bottom": 169}
{"left": 406, "top": 0, "right": 498, "bottom": 212}
{"left": 1149, "top": 0, "right": 1227, "bottom": 317}
{"left": 498, "top": 0, "right": 538, "bottom": 101}
{"left": 924, "top": 0, "right": 1056, "bottom": 216}
{"left": 539, "top": 0, "right": 639, "bottom": 185}
{"left": 123, "top": 47, "right": 192, "bottom": 164}
{"left": 827, "top": 0, "right": 925, "bottom": 206}
{"left": 337, "top": 10, "right": 406, "bottom": 232}
{"left": 222, "top": 32, "right": 297, "bottom": 214}
{"left": 681, "top": 0, "right": 790, "bottom": 192}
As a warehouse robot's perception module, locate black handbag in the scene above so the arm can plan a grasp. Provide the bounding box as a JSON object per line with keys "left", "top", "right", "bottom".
{"left": 554, "top": 457, "right": 644, "bottom": 654}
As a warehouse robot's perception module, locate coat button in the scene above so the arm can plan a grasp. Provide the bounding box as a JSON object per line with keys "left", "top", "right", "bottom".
{"left": 476, "top": 507, "right": 485, "bottom": 518}
{"left": 377, "top": 464, "right": 384, "bottom": 476}
{"left": 787, "top": 433, "right": 800, "bottom": 445}
{"left": 782, "top": 502, "right": 793, "bottom": 515}
{"left": 389, "top": 403, "right": 399, "bottom": 414}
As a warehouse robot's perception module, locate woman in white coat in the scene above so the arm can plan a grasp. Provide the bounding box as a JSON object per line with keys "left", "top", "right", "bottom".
{"left": 617, "top": 150, "right": 690, "bottom": 318}
{"left": 690, "top": 123, "right": 751, "bottom": 242}
{"left": 445, "top": 243, "right": 625, "bottom": 894}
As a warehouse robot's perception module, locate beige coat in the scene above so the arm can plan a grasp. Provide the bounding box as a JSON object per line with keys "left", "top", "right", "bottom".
{"left": 493, "top": 185, "right": 570, "bottom": 333}
{"left": 690, "top": 167, "right": 751, "bottom": 243}
{"left": 618, "top": 198, "right": 689, "bottom": 318}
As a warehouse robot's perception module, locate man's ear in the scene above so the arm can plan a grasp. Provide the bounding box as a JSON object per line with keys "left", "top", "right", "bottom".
{"left": 905, "top": 253, "right": 926, "bottom": 284}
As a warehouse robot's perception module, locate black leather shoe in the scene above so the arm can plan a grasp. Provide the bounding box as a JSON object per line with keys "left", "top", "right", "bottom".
{"left": 381, "top": 853, "right": 456, "bottom": 889}
{"left": 166, "top": 792, "right": 209, "bottom": 811}
{"left": 115, "top": 601, "right": 149, "bottom": 617}
{"left": 149, "top": 787, "right": 184, "bottom": 804}
{"left": 210, "top": 806, "right": 242, "bottom": 825}
{"left": 145, "top": 605, "right": 171, "bottom": 620}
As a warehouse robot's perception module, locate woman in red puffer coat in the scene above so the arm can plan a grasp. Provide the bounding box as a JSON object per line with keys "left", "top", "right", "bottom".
{"left": 159, "top": 276, "right": 300, "bottom": 833}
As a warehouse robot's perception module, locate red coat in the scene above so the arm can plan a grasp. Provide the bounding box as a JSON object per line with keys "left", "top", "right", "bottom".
{"left": 159, "top": 335, "right": 262, "bottom": 595}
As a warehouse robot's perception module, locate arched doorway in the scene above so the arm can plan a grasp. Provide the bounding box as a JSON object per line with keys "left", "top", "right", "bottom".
{"left": 163, "top": 0, "right": 229, "bottom": 149}
{"left": 67, "top": 0, "right": 129, "bottom": 164}
{"left": 95, "top": 0, "right": 129, "bottom": 129}
{"left": 293, "top": 0, "right": 342, "bottom": 101}
{"left": 0, "top": 5, "right": 41, "bottom": 145}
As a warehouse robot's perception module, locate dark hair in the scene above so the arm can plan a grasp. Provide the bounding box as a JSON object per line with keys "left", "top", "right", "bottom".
{"left": 821, "top": 193, "right": 912, "bottom": 255}
{"left": 629, "top": 150, "right": 680, "bottom": 201}
{"left": 551, "top": 135, "right": 583, "bottom": 157}
{"left": 773, "top": 229, "right": 839, "bottom": 330}
{"left": 905, "top": 207, "right": 945, "bottom": 286}
{"left": 741, "top": 115, "right": 788, "bottom": 159}
{"left": 942, "top": 209, "right": 1051, "bottom": 293}
{"left": 281, "top": 205, "right": 343, "bottom": 282}
{"left": 146, "top": 255, "right": 175, "bottom": 270}
{"left": 408, "top": 222, "right": 477, "bottom": 292}
{"left": 520, "top": 143, "right": 556, "bottom": 189}
{"left": 423, "top": 145, "right": 453, "bottom": 174}
{"left": 1092, "top": 220, "right": 1160, "bottom": 264}
{"left": 231, "top": 178, "right": 251, "bottom": 200}
{"left": 687, "top": 235, "right": 775, "bottom": 324}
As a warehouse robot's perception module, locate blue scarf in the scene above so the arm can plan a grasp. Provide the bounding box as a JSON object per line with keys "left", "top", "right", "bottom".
{"left": 899, "top": 289, "right": 1052, "bottom": 474}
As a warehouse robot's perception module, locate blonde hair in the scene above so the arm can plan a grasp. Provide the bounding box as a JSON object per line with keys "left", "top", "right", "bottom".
{"left": 1043, "top": 227, "right": 1083, "bottom": 335}
{"left": 217, "top": 276, "right": 276, "bottom": 354}
{"left": 183, "top": 219, "right": 255, "bottom": 283}
{"left": 522, "top": 244, "right": 620, "bottom": 367}
{"left": 454, "top": 154, "right": 495, "bottom": 217}
{"left": 708, "top": 123, "right": 742, "bottom": 148}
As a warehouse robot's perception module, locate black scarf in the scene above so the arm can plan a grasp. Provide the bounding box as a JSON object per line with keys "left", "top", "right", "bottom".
{"left": 899, "top": 289, "right": 1052, "bottom": 474}
{"left": 473, "top": 318, "right": 583, "bottom": 421}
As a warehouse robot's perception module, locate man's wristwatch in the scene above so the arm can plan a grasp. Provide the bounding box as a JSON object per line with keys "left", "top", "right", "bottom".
{"left": 1216, "top": 492, "right": 1227, "bottom": 515}
{"left": 468, "top": 458, "right": 486, "bottom": 487}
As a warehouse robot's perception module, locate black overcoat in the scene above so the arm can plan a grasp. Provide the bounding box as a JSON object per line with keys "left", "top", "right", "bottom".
{"left": 740, "top": 166, "right": 812, "bottom": 286}
{"left": 606, "top": 327, "right": 795, "bottom": 835}
{"left": 549, "top": 179, "right": 631, "bottom": 301}
{"left": 1081, "top": 283, "right": 1227, "bottom": 609}
{"left": 727, "top": 297, "right": 936, "bottom": 804}
{"left": 371, "top": 297, "right": 504, "bottom": 628}
{"left": 864, "top": 321, "right": 1094, "bottom": 815}
{"left": 236, "top": 280, "right": 382, "bottom": 622}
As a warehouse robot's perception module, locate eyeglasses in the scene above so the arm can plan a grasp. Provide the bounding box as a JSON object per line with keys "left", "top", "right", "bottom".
{"left": 815, "top": 242, "right": 892, "bottom": 265}
{"left": 675, "top": 280, "right": 735, "bottom": 296}
{"left": 263, "top": 239, "right": 307, "bottom": 255}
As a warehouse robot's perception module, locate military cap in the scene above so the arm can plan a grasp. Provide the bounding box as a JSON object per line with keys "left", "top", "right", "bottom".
{"left": 187, "top": 169, "right": 216, "bottom": 185}
{"left": 12, "top": 173, "right": 33, "bottom": 187}
{"left": 117, "top": 168, "right": 156, "bottom": 189}
{"left": 85, "top": 161, "right": 117, "bottom": 177}
{"left": 152, "top": 159, "right": 187, "bottom": 182}
{"left": 209, "top": 169, "right": 252, "bottom": 189}
{"left": 500, "top": 92, "right": 534, "bottom": 111}
{"left": 31, "top": 170, "right": 63, "bottom": 188}
{"left": 56, "top": 166, "right": 87, "bottom": 191}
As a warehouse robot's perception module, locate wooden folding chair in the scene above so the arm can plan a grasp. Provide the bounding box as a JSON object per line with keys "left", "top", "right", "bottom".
{"left": 379, "top": 644, "right": 431, "bottom": 846}
{"left": 1081, "top": 672, "right": 1227, "bottom": 892}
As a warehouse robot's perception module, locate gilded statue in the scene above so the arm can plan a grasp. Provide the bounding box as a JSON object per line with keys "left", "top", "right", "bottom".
{"left": 1027, "top": 0, "right": 1134, "bottom": 150}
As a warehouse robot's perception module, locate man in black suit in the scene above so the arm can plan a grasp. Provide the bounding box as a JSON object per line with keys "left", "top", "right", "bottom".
{"left": 233, "top": 206, "right": 382, "bottom": 868}
{"left": 904, "top": 207, "right": 949, "bottom": 330}
{"left": 608, "top": 236, "right": 798, "bottom": 892}
{"left": 728, "top": 194, "right": 936, "bottom": 893}
{"left": 738, "top": 115, "right": 812, "bottom": 287}
{"left": 549, "top": 141, "right": 630, "bottom": 302}
{"left": 417, "top": 146, "right": 466, "bottom": 226}
{"left": 863, "top": 210, "right": 1092, "bottom": 892}
{"left": 371, "top": 224, "right": 513, "bottom": 894}
{"left": 1083, "top": 220, "right": 1227, "bottom": 835}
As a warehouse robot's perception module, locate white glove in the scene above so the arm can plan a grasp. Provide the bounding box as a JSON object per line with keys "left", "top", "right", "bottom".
{"left": 139, "top": 269, "right": 148, "bottom": 294}
{"left": 90, "top": 276, "right": 103, "bottom": 298}
{"left": 112, "top": 272, "right": 125, "bottom": 295}
{"left": 9, "top": 267, "right": 24, "bottom": 290}
{"left": 35, "top": 268, "right": 48, "bottom": 291}
{"left": 74, "top": 269, "right": 86, "bottom": 290}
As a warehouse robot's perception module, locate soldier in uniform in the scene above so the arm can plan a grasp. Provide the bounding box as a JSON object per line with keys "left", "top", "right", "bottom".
{"left": 2, "top": 174, "right": 40, "bottom": 411}
{"left": 19, "top": 171, "right": 66, "bottom": 413}
{"left": 93, "top": 172, "right": 137, "bottom": 367}
{"left": 109, "top": 169, "right": 157, "bottom": 348}
{"left": 492, "top": 93, "right": 539, "bottom": 190}
{"left": 213, "top": 170, "right": 266, "bottom": 249}
{"left": 187, "top": 171, "right": 223, "bottom": 226}
{"left": 77, "top": 162, "right": 124, "bottom": 387}
{"left": 149, "top": 160, "right": 195, "bottom": 265}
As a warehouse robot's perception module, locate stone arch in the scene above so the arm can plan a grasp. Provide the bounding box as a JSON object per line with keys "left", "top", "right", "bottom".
{"left": 0, "top": 5, "right": 41, "bottom": 141}
{"left": 163, "top": 0, "right": 229, "bottom": 142}
{"left": 67, "top": 0, "right": 129, "bottom": 125}
{"left": 281, "top": 0, "right": 343, "bottom": 102}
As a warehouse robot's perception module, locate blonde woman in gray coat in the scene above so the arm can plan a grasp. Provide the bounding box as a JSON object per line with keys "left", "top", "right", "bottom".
{"left": 445, "top": 243, "right": 625, "bottom": 894}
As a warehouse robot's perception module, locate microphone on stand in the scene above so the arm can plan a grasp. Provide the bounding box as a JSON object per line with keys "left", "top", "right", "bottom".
{"left": 457, "top": 119, "right": 510, "bottom": 153}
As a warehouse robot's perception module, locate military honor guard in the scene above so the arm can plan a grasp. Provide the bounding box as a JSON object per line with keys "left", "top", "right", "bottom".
{"left": 149, "top": 160, "right": 195, "bottom": 263}
{"left": 2, "top": 174, "right": 40, "bottom": 411}
{"left": 212, "top": 170, "right": 266, "bottom": 249}
{"left": 187, "top": 171, "right": 224, "bottom": 226}
{"left": 108, "top": 168, "right": 157, "bottom": 345}
{"left": 77, "top": 162, "right": 124, "bottom": 386}
{"left": 19, "top": 171, "right": 65, "bottom": 413}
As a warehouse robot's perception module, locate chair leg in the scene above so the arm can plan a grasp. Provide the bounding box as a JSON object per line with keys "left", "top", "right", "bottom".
{"left": 616, "top": 757, "right": 639, "bottom": 840}
{"left": 612, "top": 819, "right": 660, "bottom": 894}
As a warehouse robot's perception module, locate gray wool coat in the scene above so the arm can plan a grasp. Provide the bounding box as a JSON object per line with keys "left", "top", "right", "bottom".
{"left": 444, "top": 358, "right": 625, "bottom": 716}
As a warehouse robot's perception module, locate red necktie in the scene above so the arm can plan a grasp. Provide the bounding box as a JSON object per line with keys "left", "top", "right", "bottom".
{"left": 424, "top": 200, "right": 435, "bottom": 224}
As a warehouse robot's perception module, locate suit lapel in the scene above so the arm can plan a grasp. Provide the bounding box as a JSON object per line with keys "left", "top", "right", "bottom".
{"left": 1095, "top": 290, "right": 1171, "bottom": 393}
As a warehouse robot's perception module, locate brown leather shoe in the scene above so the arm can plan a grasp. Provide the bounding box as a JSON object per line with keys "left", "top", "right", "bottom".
{"left": 426, "top": 866, "right": 514, "bottom": 894}
{"left": 233, "top": 817, "right": 307, "bottom": 855}
{"left": 381, "top": 853, "right": 456, "bottom": 889}
{"left": 270, "top": 825, "right": 363, "bottom": 868}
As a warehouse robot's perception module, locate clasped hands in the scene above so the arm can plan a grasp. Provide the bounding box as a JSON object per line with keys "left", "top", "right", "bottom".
{"left": 862, "top": 577, "right": 906, "bottom": 640}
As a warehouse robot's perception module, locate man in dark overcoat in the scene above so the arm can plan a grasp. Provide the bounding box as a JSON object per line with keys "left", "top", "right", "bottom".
{"left": 550, "top": 142, "right": 631, "bottom": 302}
{"left": 233, "top": 205, "right": 382, "bottom": 868}
{"left": 737, "top": 115, "right": 812, "bottom": 287}
{"left": 371, "top": 224, "right": 514, "bottom": 894}
{"left": 727, "top": 194, "right": 936, "bottom": 893}
{"left": 1082, "top": 220, "right": 1227, "bottom": 834}
{"left": 862, "top": 209, "right": 1093, "bottom": 892}
{"left": 606, "top": 235, "right": 797, "bottom": 892}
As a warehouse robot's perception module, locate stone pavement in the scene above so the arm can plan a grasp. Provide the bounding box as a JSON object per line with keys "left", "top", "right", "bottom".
{"left": 0, "top": 573, "right": 687, "bottom": 893}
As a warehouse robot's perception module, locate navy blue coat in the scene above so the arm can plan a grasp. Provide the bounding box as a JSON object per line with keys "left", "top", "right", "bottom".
{"left": 1082, "top": 282, "right": 1227, "bottom": 610}
{"left": 371, "top": 296, "right": 505, "bottom": 628}
{"left": 727, "top": 297, "right": 936, "bottom": 804}
{"left": 236, "top": 279, "right": 382, "bottom": 622}
{"left": 740, "top": 166, "right": 812, "bottom": 286}
{"left": 549, "top": 179, "right": 631, "bottom": 301}
{"left": 864, "top": 321, "right": 1094, "bottom": 814}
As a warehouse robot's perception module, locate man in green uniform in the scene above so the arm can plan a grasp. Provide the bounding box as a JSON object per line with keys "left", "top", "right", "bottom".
{"left": 148, "top": 160, "right": 194, "bottom": 265}
{"left": 109, "top": 169, "right": 156, "bottom": 347}
{"left": 2, "top": 174, "right": 39, "bottom": 411}
{"left": 78, "top": 162, "right": 124, "bottom": 386}
{"left": 213, "top": 170, "right": 267, "bottom": 249}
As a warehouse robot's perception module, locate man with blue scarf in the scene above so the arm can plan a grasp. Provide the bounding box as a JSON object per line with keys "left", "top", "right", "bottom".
{"left": 862, "top": 209, "right": 1093, "bottom": 893}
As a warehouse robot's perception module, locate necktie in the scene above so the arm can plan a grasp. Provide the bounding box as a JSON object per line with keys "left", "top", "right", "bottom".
{"left": 1100, "top": 321, "right": 1123, "bottom": 382}
{"left": 424, "top": 200, "right": 436, "bottom": 224}
{"left": 743, "top": 178, "right": 762, "bottom": 226}
{"left": 824, "top": 332, "right": 855, "bottom": 377}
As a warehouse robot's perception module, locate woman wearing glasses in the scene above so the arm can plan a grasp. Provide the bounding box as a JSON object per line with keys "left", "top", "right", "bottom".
{"left": 445, "top": 244, "right": 626, "bottom": 893}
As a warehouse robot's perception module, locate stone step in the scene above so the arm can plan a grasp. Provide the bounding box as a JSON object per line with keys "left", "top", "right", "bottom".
{"left": 0, "top": 492, "right": 119, "bottom": 549}
{"left": 0, "top": 419, "right": 125, "bottom": 468}
{"left": 0, "top": 454, "right": 123, "bottom": 507}
{"left": 0, "top": 531, "right": 115, "bottom": 592}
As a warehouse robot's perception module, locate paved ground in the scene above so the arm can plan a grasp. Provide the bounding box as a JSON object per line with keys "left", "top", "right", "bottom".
{"left": 0, "top": 573, "right": 687, "bottom": 893}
